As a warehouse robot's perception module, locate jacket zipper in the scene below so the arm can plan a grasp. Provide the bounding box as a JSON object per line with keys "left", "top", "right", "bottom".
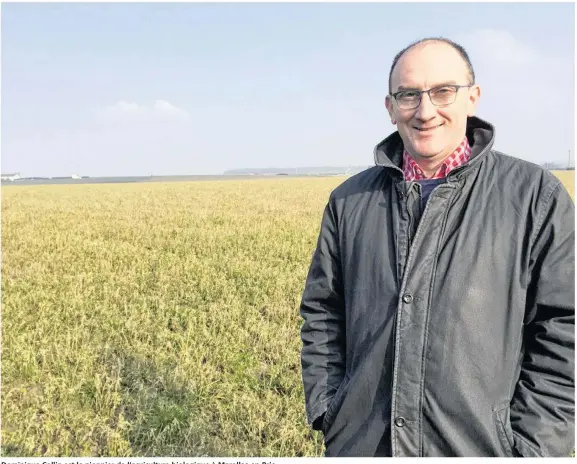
{"left": 406, "top": 198, "right": 414, "bottom": 250}
{"left": 405, "top": 183, "right": 421, "bottom": 249}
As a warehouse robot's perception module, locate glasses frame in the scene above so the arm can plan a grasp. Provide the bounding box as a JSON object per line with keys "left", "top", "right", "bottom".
{"left": 390, "top": 84, "right": 474, "bottom": 110}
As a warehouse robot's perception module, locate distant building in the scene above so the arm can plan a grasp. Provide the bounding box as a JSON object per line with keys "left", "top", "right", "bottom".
{"left": 1, "top": 172, "right": 21, "bottom": 181}
{"left": 541, "top": 162, "right": 567, "bottom": 170}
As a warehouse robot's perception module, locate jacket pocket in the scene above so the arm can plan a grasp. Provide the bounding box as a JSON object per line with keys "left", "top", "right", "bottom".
{"left": 493, "top": 401, "right": 515, "bottom": 457}
{"left": 322, "top": 375, "right": 351, "bottom": 434}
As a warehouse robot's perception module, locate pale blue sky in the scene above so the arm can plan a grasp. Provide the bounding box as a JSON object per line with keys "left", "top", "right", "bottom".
{"left": 2, "top": 2, "right": 574, "bottom": 177}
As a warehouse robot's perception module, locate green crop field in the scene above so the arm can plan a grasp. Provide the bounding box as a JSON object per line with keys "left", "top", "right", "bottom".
{"left": 2, "top": 172, "right": 574, "bottom": 457}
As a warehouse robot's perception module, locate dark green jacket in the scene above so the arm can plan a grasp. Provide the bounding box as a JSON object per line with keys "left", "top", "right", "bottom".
{"left": 300, "top": 116, "right": 575, "bottom": 457}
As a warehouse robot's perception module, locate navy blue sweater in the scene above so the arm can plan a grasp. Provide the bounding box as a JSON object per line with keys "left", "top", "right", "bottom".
{"left": 418, "top": 177, "right": 446, "bottom": 210}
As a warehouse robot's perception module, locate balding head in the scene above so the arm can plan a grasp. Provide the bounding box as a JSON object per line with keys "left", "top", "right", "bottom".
{"left": 388, "top": 38, "right": 475, "bottom": 95}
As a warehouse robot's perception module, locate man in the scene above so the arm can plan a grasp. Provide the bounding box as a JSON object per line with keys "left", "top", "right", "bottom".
{"left": 299, "top": 37, "right": 575, "bottom": 457}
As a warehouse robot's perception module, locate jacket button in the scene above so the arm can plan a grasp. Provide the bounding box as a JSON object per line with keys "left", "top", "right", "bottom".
{"left": 402, "top": 294, "right": 413, "bottom": 304}
{"left": 395, "top": 417, "right": 406, "bottom": 427}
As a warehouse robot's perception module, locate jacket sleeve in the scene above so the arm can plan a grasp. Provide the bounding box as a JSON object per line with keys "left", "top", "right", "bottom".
{"left": 510, "top": 180, "right": 575, "bottom": 457}
{"left": 300, "top": 194, "right": 346, "bottom": 431}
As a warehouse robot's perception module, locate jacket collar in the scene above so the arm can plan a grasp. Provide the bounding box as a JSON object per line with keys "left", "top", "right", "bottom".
{"left": 373, "top": 116, "right": 496, "bottom": 181}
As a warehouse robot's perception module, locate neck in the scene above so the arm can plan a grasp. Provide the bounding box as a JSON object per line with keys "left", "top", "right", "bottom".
{"left": 409, "top": 154, "right": 447, "bottom": 178}
{"left": 406, "top": 137, "right": 466, "bottom": 177}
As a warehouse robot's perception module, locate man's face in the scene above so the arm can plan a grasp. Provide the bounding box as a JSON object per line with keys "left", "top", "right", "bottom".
{"left": 385, "top": 42, "right": 481, "bottom": 161}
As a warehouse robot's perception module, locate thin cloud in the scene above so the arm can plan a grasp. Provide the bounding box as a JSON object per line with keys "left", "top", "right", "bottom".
{"left": 104, "top": 100, "right": 191, "bottom": 122}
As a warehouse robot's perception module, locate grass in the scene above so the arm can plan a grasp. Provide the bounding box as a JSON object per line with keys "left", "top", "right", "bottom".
{"left": 551, "top": 169, "right": 575, "bottom": 199}
{"left": 2, "top": 171, "right": 574, "bottom": 457}
{"left": 2, "top": 177, "right": 339, "bottom": 457}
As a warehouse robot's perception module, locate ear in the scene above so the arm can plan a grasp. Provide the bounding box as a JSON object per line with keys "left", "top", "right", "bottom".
{"left": 385, "top": 95, "right": 396, "bottom": 124}
{"left": 466, "top": 84, "right": 481, "bottom": 117}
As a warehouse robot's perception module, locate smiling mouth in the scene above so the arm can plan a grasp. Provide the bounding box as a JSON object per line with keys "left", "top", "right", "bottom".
{"left": 415, "top": 124, "right": 443, "bottom": 132}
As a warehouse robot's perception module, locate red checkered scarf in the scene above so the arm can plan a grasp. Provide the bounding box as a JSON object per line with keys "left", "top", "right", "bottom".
{"left": 403, "top": 137, "right": 471, "bottom": 181}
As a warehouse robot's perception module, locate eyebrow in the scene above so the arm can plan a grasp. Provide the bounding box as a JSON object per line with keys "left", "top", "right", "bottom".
{"left": 395, "top": 80, "right": 459, "bottom": 92}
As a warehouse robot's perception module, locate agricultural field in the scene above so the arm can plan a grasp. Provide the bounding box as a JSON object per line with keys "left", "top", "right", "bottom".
{"left": 552, "top": 169, "right": 575, "bottom": 199}
{"left": 1, "top": 172, "right": 574, "bottom": 457}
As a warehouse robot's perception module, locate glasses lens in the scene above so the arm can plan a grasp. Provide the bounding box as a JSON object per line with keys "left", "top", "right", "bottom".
{"left": 396, "top": 91, "right": 421, "bottom": 109}
{"left": 430, "top": 86, "right": 457, "bottom": 106}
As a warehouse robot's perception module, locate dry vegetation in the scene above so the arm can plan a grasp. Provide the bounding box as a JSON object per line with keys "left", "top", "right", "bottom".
{"left": 552, "top": 170, "right": 575, "bottom": 199}
{"left": 2, "top": 172, "right": 574, "bottom": 457}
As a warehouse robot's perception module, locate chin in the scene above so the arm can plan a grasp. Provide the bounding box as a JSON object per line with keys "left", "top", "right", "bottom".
{"left": 411, "top": 142, "right": 443, "bottom": 158}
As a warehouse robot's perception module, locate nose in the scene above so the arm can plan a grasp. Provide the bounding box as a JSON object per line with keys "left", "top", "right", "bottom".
{"left": 414, "top": 92, "right": 437, "bottom": 121}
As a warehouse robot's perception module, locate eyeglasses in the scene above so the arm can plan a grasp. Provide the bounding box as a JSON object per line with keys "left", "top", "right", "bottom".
{"left": 390, "top": 84, "right": 473, "bottom": 110}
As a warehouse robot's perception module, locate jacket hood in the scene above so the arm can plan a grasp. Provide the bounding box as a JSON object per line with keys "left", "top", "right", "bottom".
{"left": 373, "top": 116, "right": 496, "bottom": 179}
